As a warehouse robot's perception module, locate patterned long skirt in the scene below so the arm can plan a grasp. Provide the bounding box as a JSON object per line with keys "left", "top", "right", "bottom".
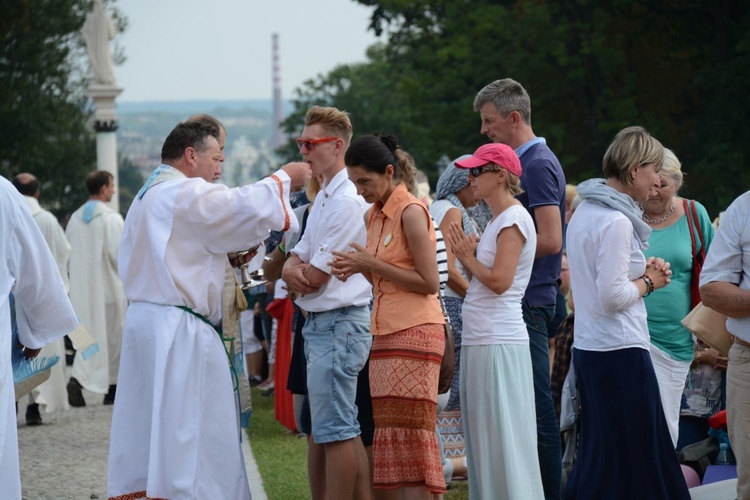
{"left": 370, "top": 323, "right": 447, "bottom": 494}
{"left": 436, "top": 296, "right": 465, "bottom": 458}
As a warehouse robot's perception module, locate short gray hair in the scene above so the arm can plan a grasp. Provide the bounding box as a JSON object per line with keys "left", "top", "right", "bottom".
{"left": 473, "top": 78, "right": 531, "bottom": 124}
{"left": 661, "top": 148, "right": 684, "bottom": 190}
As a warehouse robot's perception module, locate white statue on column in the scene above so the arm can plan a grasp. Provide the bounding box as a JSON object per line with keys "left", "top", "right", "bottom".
{"left": 83, "top": 0, "right": 116, "bottom": 86}
{"left": 83, "top": 0, "right": 122, "bottom": 213}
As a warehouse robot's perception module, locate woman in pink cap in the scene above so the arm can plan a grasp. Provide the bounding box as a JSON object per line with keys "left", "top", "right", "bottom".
{"left": 446, "top": 143, "right": 544, "bottom": 499}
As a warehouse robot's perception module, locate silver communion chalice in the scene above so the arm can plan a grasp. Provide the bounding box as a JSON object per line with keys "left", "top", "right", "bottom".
{"left": 230, "top": 246, "right": 273, "bottom": 290}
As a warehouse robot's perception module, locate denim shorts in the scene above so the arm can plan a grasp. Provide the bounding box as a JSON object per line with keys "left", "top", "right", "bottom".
{"left": 304, "top": 305, "right": 372, "bottom": 444}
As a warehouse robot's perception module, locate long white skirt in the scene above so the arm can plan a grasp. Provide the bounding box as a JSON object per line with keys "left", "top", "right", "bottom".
{"left": 107, "top": 302, "right": 250, "bottom": 500}
{"left": 649, "top": 343, "right": 691, "bottom": 448}
{"left": 460, "top": 343, "right": 544, "bottom": 500}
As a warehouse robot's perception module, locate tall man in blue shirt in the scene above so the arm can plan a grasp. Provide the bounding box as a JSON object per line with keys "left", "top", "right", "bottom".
{"left": 473, "top": 78, "right": 566, "bottom": 499}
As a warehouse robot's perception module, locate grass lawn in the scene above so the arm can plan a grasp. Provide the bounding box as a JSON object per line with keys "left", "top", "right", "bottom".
{"left": 246, "top": 388, "right": 308, "bottom": 499}
{"left": 247, "top": 387, "right": 469, "bottom": 499}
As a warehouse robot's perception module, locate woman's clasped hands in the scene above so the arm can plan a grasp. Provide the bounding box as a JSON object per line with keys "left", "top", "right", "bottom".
{"left": 645, "top": 256, "right": 672, "bottom": 290}
{"left": 446, "top": 221, "right": 478, "bottom": 262}
{"left": 330, "top": 242, "right": 375, "bottom": 282}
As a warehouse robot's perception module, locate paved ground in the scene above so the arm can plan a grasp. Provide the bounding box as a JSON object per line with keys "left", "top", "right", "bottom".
{"left": 16, "top": 386, "right": 266, "bottom": 500}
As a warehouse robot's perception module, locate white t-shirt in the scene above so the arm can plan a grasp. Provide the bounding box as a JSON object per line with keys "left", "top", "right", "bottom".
{"left": 462, "top": 204, "right": 536, "bottom": 345}
{"left": 566, "top": 200, "right": 649, "bottom": 352}
{"left": 430, "top": 199, "right": 468, "bottom": 299}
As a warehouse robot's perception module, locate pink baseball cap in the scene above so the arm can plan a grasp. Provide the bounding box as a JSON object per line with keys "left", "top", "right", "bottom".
{"left": 455, "top": 143, "right": 522, "bottom": 177}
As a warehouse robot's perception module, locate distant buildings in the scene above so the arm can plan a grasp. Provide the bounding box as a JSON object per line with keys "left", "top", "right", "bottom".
{"left": 116, "top": 101, "right": 288, "bottom": 188}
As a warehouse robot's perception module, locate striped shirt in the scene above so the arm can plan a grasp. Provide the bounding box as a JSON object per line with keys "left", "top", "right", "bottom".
{"left": 434, "top": 222, "right": 449, "bottom": 291}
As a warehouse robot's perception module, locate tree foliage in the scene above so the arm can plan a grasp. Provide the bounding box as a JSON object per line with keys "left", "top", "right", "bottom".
{"left": 0, "top": 0, "right": 126, "bottom": 219}
{"left": 279, "top": 44, "right": 410, "bottom": 159}
{"left": 117, "top": 155, "right": 144, "bottom": 216}
{"left": 284, "top": 0, "right": 749, "bottom": 216}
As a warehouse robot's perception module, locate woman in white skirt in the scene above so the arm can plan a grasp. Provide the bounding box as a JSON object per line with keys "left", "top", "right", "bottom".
{"left": 447, "top": 143, "right": 543, "bottom": 499}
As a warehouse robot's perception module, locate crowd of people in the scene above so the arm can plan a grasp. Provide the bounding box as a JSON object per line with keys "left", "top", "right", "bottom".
{"left": 2, "top": 76, "right": 749, "bottom": 500}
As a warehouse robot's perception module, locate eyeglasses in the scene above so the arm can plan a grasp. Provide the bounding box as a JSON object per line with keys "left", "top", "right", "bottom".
{"left": 296, "top": 137, "right": 338, "bottom": 151}
{"left": 468, "top": 165, "right": 503, "bottom": 178}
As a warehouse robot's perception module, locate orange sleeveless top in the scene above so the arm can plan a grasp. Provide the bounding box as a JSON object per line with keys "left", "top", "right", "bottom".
{"left": 367, "top": 184, "right": 445, "bottom": 335}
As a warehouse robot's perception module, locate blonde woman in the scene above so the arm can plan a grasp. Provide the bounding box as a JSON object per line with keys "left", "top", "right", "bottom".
{"left": 640, "top": 149, "right": 715, "bottom": 448}
{"left": 564, "top": 127, "right": 689, "bottom": 499}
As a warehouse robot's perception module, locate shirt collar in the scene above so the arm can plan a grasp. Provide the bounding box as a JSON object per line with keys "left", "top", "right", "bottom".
{"left": 376, "top": 183, "right": 410, "bottom": 221}
{"left": 515, "top": 137, "right": 546, "bottom": 159}
{"left": 321, "top": 167, "right": 349, "bottom": 196}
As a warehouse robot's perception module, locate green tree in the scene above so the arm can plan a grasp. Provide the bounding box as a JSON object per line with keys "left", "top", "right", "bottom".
{"left": 288, "top": 0, "right": 749, "bottom": 215}
{"left": 0, "top": 0, "right": 126, "bottom": 219}
{"left": 117, "top": 155, "right": 144, "bottom": 216}
{"left": 279, "top": 44, "right": 410, "bottom": 158}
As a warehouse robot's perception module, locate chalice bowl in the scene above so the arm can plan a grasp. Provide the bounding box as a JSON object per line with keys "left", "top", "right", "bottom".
{"left": 231, "top": 245, "right": 270, "bottom": 290}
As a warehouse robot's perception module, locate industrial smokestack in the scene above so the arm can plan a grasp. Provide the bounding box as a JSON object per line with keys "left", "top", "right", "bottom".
{"left": 271, "top": 33, "right": 284, "bottom": 148}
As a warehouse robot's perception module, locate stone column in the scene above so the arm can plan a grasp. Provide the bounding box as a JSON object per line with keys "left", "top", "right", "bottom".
{"left": 88, "top": 84, "right": 123, "bottom": 213}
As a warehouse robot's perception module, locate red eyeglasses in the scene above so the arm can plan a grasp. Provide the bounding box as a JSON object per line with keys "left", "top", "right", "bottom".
{"left": 296, "top": 137, "right": 338, "bottom": 151}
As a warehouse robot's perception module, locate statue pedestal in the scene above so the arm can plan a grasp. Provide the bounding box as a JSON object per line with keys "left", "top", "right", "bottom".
{"left": 88, "top": 84, "right": 123, "bottom": 213}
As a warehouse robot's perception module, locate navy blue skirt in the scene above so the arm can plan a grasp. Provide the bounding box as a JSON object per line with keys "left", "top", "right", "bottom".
{"left": 563, "top": 348, "right": 690, "bottom": 500}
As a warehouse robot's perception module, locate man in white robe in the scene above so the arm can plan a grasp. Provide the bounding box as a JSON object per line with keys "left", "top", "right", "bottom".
{"left": 107, "top": 120, "right": 310, "bottom": 500}
{"left": 12, "top": 173, "right": 72, "bottom": 423}
{"left": 0, "top": 176, "right": 80, "bottom": 499}
{"left": 65, "top": 170, "right": 127, "bottom": 406}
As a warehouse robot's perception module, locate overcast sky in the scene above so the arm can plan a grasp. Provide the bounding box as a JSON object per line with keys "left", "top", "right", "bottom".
{"left": 114, "top": 0, "right": 381, "bottom": 102}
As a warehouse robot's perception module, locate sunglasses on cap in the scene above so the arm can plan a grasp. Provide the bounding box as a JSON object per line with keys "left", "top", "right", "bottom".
{"left": 295, "top": 137, "right": 338, "bottom": 151}
{"left": 468, "top": 165, "right": 503, "bottom": 178}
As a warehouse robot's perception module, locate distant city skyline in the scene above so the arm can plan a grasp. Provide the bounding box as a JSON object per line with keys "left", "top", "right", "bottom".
{"left": 117, "top": 101, "right": 291, "bottom": 187}
{"left": 115, "top": 0, "right": 381, "bottom": 103}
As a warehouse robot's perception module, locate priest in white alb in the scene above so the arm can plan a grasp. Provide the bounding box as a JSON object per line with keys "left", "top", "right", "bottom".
{"left": 12, "top": 173, "right": 72, "bottom": 422}
{"left": 107, "top": 120, "right": 310, "bottom": 500}
{"left": 0, "top": 176, "right": 80, "bottom": 500}
{"left": 65, "top": 170, "right": 127, "bottom": 406}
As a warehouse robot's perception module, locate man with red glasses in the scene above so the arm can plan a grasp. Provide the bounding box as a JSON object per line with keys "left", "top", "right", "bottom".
{"left": 282, "top": 106, "right": 373, "bottom": 500}
{"left": 473, "top": 78, "right": 566, "bottom": 500}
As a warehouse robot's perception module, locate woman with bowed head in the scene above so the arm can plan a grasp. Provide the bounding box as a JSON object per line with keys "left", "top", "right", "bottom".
{"left": 445, "top": 143, "right": 543, "bottom": 499}
{"left": 331, "top": 134, "right": 446, "bottom": 498}
{"left": 640, "top": 148, "right": 715, "bottom": 448}
{"left": 564, "top": 127, "right": 690, "bottom": 499}
{"left": 429, "top": 155, "right": 479, "bottom": 467}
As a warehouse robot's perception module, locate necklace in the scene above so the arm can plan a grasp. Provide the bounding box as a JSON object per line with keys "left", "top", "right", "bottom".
{"left": 641, "top": 201, "right": 675, "bottom": 224}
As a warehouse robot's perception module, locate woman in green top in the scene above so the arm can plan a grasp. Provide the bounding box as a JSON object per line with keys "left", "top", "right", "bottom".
{"left": 641, "top": 148, "right": 714, "bottom": 448}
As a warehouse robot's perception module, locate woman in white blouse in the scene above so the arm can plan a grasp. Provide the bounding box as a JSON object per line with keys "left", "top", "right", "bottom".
{"left": 564, "top": 126, "right": 690, "bottom": 499}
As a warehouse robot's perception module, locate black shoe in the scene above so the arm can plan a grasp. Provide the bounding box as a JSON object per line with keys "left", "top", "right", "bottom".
{"left": 25, "top": 403, "right": 43, "bottom": 426}
{"left": 103, "top": 384, "right": 116, "bottom": 405}
{"left": 67, "top": 377, "right": 86, "bottom": 407}
{"left": 248, "top": 375, "right": 262, "bottom": 387}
